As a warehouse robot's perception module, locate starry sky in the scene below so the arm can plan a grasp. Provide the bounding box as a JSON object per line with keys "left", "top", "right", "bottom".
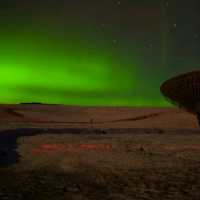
{"left": 0, "top": 0, "right": 199, "bottom": 106}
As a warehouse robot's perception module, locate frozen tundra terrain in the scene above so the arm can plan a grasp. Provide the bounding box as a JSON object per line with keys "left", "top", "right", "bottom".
{"left": 0, "top": 104, "right": 200, "bottom": 200}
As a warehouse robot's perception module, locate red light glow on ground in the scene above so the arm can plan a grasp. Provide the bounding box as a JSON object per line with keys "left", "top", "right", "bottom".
{"left": 31, "top": 143, "right": 112, "bottom": 154}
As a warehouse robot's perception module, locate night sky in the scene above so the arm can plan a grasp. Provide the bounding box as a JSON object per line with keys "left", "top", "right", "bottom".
{"left": 0, "top": 0, "right": 199, "bottom": 106}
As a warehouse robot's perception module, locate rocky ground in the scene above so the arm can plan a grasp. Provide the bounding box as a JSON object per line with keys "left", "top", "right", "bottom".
{"left": 0, "top": 160, "right": 200, "bottom": 200}
{"left": 0, "top": 105, "right": 200, "bottom": 199}
{"left": 0, "top": 131, "right": 200, "bottom": 200}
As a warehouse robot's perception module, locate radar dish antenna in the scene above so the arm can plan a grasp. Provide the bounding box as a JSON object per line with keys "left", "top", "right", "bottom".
{"left": 160, "top": 70, "right": 200, "bottom": 126}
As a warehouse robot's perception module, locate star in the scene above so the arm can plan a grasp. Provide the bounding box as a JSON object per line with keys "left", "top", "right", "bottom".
{"left": 194, "top": 33, "right": 199, "bottom": 39}
{"left": 173, "top": 23, "right": 177, "bottom": 28}
{"left": 149, "top": 43, "right": 153, "bottom": 48}
{"left": 146, "top": 42, "right": 153, "bottom": 48}
{"left": 117, "top": 1, "right": 121, "bottom": 6}
{"left": 112, "top": 39, "right": 117, "bottom": 44}
{"left": 101, "top": 23, "right": 105, "bottom": 28}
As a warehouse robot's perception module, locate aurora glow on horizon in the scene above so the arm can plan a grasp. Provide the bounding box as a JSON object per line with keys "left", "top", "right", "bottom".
{"left": 0, "top": 1, "right": 199, "bottom": 106}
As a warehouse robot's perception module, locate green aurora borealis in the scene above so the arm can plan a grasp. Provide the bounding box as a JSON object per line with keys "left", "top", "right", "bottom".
{"left": 0, "top": 1, "right": 199, "bottom": 106}
{"left": 0, "top": 29, "right": 141, "bottom": 105}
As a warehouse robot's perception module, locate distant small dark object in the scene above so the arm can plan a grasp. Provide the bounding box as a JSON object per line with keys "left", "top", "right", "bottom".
{"left": 20, "top": 102, "right": 43, "bottom": 105}
{"left": 139, "top": 146, "right": 145, "bottom": 152}
{"left": 160, "top": 70, "right": 200, "bottom": 126}
{"left": 20, "top": 102, "right": 57, "bottom": 105}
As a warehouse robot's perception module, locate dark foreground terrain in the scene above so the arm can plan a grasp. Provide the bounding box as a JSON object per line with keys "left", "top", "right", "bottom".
{"left": 1, "top": 158, "right": 200, "bottom": 200}
{"left": 0, "top": 105, "right": 200, "bottom": 199}
{"left": 0, "top": 130, "right": 200, "bottom": 200}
